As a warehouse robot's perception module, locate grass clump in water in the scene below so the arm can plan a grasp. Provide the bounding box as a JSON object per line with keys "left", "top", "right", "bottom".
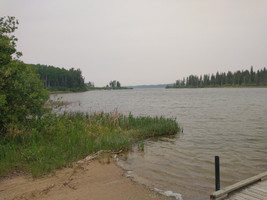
{"left": 0, "top": 111, "right": 179, "bottom": 177}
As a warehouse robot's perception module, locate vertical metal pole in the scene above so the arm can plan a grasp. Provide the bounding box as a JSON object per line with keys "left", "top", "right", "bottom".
{"left": 215, "top": 156, "right": 220, "bottom": 191}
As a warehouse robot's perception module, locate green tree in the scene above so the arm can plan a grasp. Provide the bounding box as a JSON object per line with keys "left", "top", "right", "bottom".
{"left": 0, "top": 16, "right": 49, "bottom": 133}
{"left": 0, "top": 16, "right": 22, "bottom": 65}
{"left": 171, "top": 66, "right": 267, "bottom": 89}
{"left": 33, "top": 64, "right": 85, "bottom": 91}
{"left": 108, "top": 80, "right": 122, "bottom": 88}
{"left": 117, "top": 81, "right": 121, "bottom": 88}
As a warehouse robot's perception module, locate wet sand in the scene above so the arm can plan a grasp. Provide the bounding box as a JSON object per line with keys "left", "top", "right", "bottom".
{"left": 0, "top": 157, "right": 168, "bottom": 200}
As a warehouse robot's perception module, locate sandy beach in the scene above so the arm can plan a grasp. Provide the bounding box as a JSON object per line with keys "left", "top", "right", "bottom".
{"left": 0, "top": 156, "right": 168, "bottom": 200}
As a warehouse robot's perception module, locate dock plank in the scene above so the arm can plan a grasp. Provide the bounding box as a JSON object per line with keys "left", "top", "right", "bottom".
{"left": 225, "top": 179, "right": 267, "bottom": 200}
{"left": 210, "top": 172, "right": 267, "bottom": 200}
{"left": 242, "top": 189, "right": 267, "bottom": 199}
{"left": 251, "top": 186, "right": 267, "bottom": 193}
{"left": 247, "top": 188, "right": 267, "bottom": 198}
{"left": 236, "top": 193, "right": 260, "bottom": 200}
{"left": 228, "top": 196, "right": 246, "bottom": 200}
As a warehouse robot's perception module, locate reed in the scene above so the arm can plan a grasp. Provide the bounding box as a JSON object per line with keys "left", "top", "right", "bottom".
{"left": 0, "top": 111, "right": 179, "bottom": 177}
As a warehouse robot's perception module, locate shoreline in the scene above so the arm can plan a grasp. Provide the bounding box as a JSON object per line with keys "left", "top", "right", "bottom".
{"left": 49, "top": 87, "right": 133, "bottom": 94}
{"left": 0, "top": 155, "right": 169, "bottom": 200}
{"left": 166, "top": 85, "right": 267, "bottom": 89}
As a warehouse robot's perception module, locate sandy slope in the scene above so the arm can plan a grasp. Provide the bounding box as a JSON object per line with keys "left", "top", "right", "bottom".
{"left": 0, "top": 157, "right": 168, "bottom": 200}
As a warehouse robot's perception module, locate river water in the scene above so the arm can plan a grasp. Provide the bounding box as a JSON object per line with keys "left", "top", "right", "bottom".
{"left": 52, "top": 88, "right": 267, "bottom": 200}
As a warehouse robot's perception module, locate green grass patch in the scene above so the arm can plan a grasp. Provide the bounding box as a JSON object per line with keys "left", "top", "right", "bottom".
{"left": 0, "top": 111, "right": 179, "bottom": 177}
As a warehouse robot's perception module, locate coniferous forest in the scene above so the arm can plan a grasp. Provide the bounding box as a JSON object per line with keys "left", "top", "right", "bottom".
{"left": 31, "top": 64, "right": 86, "bottom": 92}
{"left": 31, "top": 64, "right": 129, "bottom": 92}
{"left": 167, "top": 67, "right": 267, "bottom": 88}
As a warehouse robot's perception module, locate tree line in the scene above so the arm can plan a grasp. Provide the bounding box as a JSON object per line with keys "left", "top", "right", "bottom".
{"left": 32, "top": 64, "right": 86, "bottom": 91}
{"left": 108, "top": 80, "right": 121, "bottom": 88}
{"left": 168, "top": 67, "right": 267, "bottom": 88}
{"left": 85, "top": 80, "right": 131, "bottom": 90}
{"left": 32, "top": 65, "right": 128, "bottom": 91}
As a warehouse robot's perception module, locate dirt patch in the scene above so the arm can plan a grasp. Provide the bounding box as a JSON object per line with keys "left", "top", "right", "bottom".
{"left": 0, "top": 155, "right": 168, "bottom": 200}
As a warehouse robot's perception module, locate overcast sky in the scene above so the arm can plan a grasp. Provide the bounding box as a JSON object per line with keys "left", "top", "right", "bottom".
{"left": 2, "top": 0, "right": 267, "bottom": 86}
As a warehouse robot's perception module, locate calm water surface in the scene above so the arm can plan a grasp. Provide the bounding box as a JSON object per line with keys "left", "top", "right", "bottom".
{"left": 53, "top": 88, "right": 267, "bottom": 200}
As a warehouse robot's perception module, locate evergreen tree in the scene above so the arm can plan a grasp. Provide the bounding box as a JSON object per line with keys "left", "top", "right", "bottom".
{"left": 171, "top": 66, "right": 267, "bottom": 88}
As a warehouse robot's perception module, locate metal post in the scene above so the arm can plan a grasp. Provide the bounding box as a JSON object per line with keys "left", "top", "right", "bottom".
{"left": 215, "top": 156, "right": 220, "bottom": 191}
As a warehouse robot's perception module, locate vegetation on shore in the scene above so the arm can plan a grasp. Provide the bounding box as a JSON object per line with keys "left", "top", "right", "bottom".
{"left": 0, "top": 17, "right": 50, "bottom": 134}
{"left": 0, "top": 16, "right": 178, "bottom": 178}
{"left": 0, "top": 111, "right": 179, "bottom": 177}
{"left": 167, "top": 67, "right": 267, "bottom": 88}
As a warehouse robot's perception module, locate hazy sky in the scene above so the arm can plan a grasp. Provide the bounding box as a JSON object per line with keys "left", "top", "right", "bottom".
{"left": 2, "top": 0, "right": 267, "bottom": 86}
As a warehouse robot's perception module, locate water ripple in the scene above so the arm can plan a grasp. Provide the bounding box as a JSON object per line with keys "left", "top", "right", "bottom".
{"left": 53, "top": 88, "right": 267, "bottom": 200}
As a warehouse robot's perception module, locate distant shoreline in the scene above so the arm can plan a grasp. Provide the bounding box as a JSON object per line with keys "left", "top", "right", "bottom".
{"left": 166, "top": 85, "right": 267, "bottom": 89}
{"left": 49, "top": 87, "right": 133, "bottom": 94}
{"left": 49, "top": 85, "right": 267, "bottom": 93}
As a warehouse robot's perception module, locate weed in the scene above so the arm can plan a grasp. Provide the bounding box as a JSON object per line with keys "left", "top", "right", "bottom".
{"left": 0, "top": 112, "right": 179, "bottom": 177}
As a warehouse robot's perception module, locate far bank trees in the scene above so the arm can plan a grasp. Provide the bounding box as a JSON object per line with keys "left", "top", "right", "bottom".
{"left": 32, "top": 64, "right": 86, "bottom": 92}
{"left": 169, "top": 67, "right": 267, "bottom": 88}
{"left": 108, "top": 80, "right": 121, "bottom": 88}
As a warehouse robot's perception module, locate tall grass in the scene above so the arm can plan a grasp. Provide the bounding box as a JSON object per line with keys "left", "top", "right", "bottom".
{"left": 0, "top": 111, "right": 179, "bottom": 177}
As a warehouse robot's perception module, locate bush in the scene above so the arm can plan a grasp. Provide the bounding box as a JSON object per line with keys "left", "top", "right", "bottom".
{"left": 0, "top": 16, "right": 49, "bottom": 134}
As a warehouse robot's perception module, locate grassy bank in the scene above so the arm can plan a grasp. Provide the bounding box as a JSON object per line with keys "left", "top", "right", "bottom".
{"left": 0, "top": 111, "right": 179, "bottom": 177}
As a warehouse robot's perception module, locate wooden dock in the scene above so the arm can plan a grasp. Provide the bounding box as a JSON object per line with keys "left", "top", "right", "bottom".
{"left": 210, "top": 171, "right": 267, "bottom": 200}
